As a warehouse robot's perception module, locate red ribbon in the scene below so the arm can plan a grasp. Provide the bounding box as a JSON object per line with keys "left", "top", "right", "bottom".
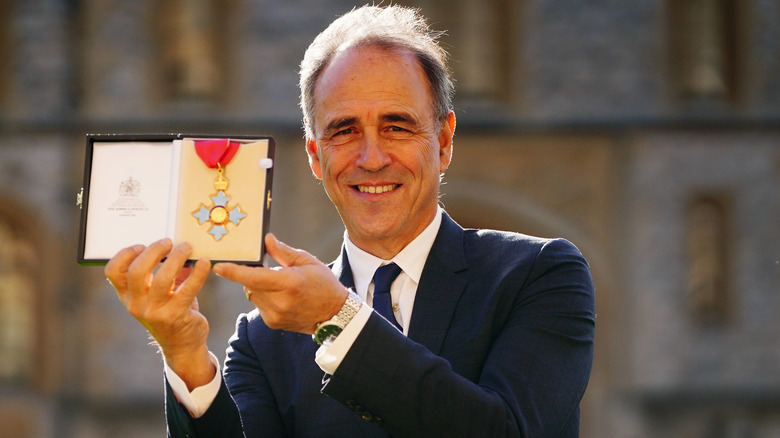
{"left": 194, "top": 139, "right": 240, "bottom": 169}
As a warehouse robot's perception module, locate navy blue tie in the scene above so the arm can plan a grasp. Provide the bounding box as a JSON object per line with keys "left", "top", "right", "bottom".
{"left": 373, "top": 263, "right": 403, "bottom": 331}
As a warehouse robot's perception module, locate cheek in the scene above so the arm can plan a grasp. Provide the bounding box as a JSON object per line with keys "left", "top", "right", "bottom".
{"left": 317, "top": 151, "right": 348, "bottom": 185}
{"left": 414, "top": 139, "right": 441, "bottom": 176}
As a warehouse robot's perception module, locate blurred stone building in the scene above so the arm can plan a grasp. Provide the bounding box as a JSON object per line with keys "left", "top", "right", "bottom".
{"left": 0, "top": 0, "right": 778, "bottom": 437}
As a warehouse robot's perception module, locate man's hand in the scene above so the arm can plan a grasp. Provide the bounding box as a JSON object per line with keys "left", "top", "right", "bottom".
{"left": 213, "top": 233, "right": 348, "bottom": 334}
{"left": 104, "top": 239, "right": 215, "bottom": 390}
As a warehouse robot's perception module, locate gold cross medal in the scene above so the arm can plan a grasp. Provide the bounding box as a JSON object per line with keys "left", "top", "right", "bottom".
{"left": 191, "top": 139, "right": 246, "bottom": 241}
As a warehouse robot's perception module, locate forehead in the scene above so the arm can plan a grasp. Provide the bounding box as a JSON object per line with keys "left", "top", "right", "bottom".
{"left": 312, "top": 45, "right": 434, "bottom": 127}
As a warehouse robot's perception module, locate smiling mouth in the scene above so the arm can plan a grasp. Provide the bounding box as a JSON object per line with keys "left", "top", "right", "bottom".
{"left": 355, "top": 184, "right": 400, "bottom": 194}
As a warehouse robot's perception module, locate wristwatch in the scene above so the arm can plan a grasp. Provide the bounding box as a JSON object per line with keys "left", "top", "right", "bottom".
{"left": 312, "top": 289, "right": 362, "bottom": 346}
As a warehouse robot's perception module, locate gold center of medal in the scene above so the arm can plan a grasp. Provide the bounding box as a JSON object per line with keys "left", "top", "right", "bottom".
{"left": 210, "top": 206, "right": 229, "bottom": 224}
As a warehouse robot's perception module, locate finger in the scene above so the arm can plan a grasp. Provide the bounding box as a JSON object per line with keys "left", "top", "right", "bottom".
{"left": 174, "top": 267, "right": 193, "bottom": 290}
{"left": 265, "top": 233, "right": 317, "bottom": 268}
{"left": 171, "top": 258, "right": 211, "bottom": 306}
{"left": 148, "top": 242, "right": 194, "bottom": 304}
{"left": 150, "top": 242, "right": 192, "bottom": 289}
{"left": 173, "top": 266, "right": 192, "bottom": 289}
{"left": 105, "top": 244, "right": 146, "bottom": 292}
{"left": 126, "top": 238, "right": 174, "bottom": 294}
{"left": 243, "top": 286, "right": 254, "bottom": 304}
{"left": 213, "top": 263, "right": 284, "bottom": 291}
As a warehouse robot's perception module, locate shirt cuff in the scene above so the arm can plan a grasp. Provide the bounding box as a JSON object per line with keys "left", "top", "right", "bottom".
{"left": 315, "top": 303, "right": 372, "bottom": 374}
{"left": 164, "top": 351, "right": 222, "bottom": 418}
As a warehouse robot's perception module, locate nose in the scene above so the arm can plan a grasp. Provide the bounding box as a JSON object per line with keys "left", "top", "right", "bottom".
{"left": 355, "top": 131, "right": 391, "bottom": 171}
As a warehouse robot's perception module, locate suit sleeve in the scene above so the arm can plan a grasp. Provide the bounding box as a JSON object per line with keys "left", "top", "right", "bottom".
{"left": 164, "top": 313, "right": 284, "bottom": 437}
{"left": 165, "top": 373, "right": 244, "bottom": 437}
{"left": 321, "top": 238, "right": 596, "bottom": 438}
{"left": 222, "top": 314, "right": 289, "bottom": 437}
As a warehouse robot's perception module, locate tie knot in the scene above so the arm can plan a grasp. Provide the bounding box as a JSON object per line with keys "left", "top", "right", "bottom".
{"left": 373, "top": 263, "right": 402, "bottom": 295}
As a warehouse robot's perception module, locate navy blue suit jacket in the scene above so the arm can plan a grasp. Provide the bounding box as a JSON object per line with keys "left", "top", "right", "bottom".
{"left": 166, "top": 212, "right": 595, "bottom": 437}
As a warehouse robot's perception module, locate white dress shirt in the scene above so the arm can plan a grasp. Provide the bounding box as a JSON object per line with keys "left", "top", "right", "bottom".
{"left": 166, "top": 207, "right": 444, "bottom": 417}
{"left": 314, "top": 206, "right": 442, "bottom": 373}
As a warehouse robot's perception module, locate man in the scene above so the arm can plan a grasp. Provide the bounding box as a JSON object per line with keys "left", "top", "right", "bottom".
{"left": 105, "top": 5, "right": 595, "bottom": 437}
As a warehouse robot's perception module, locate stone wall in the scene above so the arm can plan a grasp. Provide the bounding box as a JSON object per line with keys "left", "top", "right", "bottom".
{"left": 1, "top": 1, "right": 778, "bottom": 437}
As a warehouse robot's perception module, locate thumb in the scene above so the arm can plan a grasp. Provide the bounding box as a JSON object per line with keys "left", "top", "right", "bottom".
{"left": 265, "top": 233, "right": 317, "bottom": 268}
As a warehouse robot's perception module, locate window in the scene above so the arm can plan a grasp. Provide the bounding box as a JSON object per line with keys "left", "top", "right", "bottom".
{"left": 686, "top": 194, "right": 731, "bottom": 325}
{"left": 668, "top": 0, "right": 741, "bottom": 104}
{"left": 448, "top": 0, "right": 513, "bottom": 102}
{"left": 0, "top": 219, "right": 37, "bottom": 384}
{"left": 396, "top": 0, "right": 515, "bottom": 104}
{"left": 0, "top": 0, "right": 11, "bottom": 108}
{"left": 155, "top": 0, "right": 228, "bottom": 102}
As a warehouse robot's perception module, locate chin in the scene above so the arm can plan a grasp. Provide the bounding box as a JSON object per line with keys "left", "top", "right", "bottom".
{"left": 352, "top": 219, "right": 403, "bottom": 240}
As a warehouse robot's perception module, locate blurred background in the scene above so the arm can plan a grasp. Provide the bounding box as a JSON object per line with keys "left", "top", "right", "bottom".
{"left": 0, "top": 0, "right": 778, "bottom": 437}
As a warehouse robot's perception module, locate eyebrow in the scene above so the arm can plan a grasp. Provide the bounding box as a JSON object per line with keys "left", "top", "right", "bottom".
{"left": 324, "top": 117, "right": 358, "bottom": 134}
{"left": 381, "top": 112, "right": 418, "bottom": 125}
{"left": 321, "top": 112, "right": 422, "bottom": 136}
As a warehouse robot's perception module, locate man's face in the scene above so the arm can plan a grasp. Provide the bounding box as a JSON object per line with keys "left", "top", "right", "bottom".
{"left": 306, "top": 45, "right": 455, "bottom": 258}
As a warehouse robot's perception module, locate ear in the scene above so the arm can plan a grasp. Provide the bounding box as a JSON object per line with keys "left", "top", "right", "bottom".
{"left": 438, "top": 111, "right": 456, "bottom": 173}
{"left": 305, "top": 135, "right": 323, "bottom": 180}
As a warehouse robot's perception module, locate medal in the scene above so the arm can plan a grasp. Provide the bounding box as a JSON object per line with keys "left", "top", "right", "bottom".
{"left": 192, "top": 139, "right": 246, "bottom": 241}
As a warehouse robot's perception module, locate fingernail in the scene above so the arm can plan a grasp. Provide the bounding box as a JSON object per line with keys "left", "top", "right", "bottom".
{"left": 130, "top": 244, "right": 145, "bottom": 252}
{"left": 158, "top": 238, "right": 173, "bottom": 248}
{"left": 176, "top": 242, "right": 192, "bottom": 252}
{"left": 212, "top": 263, "right": 224, "bottom": 276}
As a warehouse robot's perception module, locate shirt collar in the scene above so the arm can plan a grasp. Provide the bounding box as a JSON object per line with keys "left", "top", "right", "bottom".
{"left": 345, "top": 206, "right": 443, "bottom": 299}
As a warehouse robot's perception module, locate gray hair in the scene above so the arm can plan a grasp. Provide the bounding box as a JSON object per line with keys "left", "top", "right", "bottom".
{"left": 299, "top": 5, "right": 454, "bottom": 139}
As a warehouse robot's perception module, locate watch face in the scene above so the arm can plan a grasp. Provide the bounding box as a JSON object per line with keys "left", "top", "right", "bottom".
{"left": 313, "top": 324, "right": 343, "bottom": 345}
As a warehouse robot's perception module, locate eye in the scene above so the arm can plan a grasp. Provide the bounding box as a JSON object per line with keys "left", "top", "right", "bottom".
{"left": 326, "top": 127, "right": 357, "bottom": 146}
{"left": 384, "top": 125, "right": 414, "bottom": 139}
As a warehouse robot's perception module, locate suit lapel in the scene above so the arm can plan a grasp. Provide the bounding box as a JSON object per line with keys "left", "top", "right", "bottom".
{"left": 330, "top": 213, "right": 468, "bottom": 355}
{"left": 407, "top": 212, "right": 468, "bottom": 355}
{"left": 331, "top": 245, "right": 356, "bottom": 289}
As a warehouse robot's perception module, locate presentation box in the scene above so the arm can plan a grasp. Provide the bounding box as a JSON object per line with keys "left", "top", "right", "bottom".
{"left": 77, "top": 134, "right": 274, "bottom": 265}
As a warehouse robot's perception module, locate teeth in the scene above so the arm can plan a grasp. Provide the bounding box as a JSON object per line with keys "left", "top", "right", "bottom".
{"left": 358, "top": 184, "right": 398, "bottom": 194}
